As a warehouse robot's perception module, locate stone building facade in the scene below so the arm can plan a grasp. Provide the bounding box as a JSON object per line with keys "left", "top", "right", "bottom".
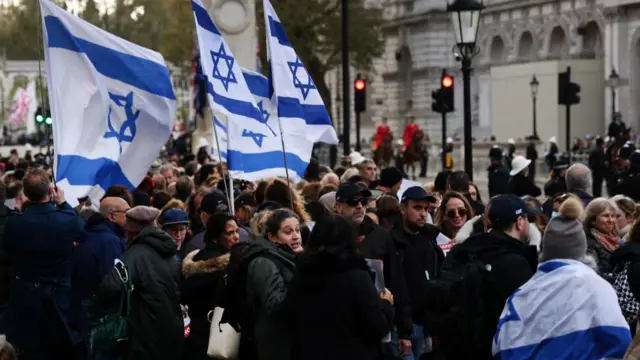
{"left": 341, "top": 0, "right": 640, "bottom": 143}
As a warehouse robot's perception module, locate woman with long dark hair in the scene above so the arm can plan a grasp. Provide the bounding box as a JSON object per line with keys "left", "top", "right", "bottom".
{"left": 181, "top": 213, "right": 239, "bottom": 360}
{"left": 287, "top": 215, "right": 395, "bottom": 360}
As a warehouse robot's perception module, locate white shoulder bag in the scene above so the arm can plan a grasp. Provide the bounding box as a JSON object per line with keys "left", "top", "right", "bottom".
{"left": 206, "top": 307, "right": 241, "bottom": 360}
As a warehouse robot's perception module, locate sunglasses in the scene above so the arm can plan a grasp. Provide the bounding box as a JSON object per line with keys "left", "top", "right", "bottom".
{"left": 346, "top": 197, "right": 368, "bottom": 207}
{"left": 446, "top": 208, "right": 468, "bottom": 218}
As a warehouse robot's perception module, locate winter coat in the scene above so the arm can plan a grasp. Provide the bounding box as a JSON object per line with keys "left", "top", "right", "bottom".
{"left": 611, "top": 242, "right": 640, "bottom": 302}
{"left": 586, "top": 231, "right": 614, "bottom": 274}
{"left": 389, "top": 224, "right": 444, "bottom": 325}
{"left": 100, "top": 226, "right": 183, "bottom": 360}
{"left": 70, "top": 213, "right": 126, "bottom": 338}
{"left": 508, "top": 173, "right": 541, "bottom": 198}
{"left": 0, "top": 204, "right": 18, "bottom": 309}
{"left": 357, "top": 216, "right": 413, "bottom": 339}
{"left": 3, "top": 202, "right": 85, "bottom": 352}
{"left": 439, "top": 230, "right": 537, "bottom": 359}
{"left": 570, "top": 190, "right": 594, "bottom": 206}
{"left": 287, "top": 252, "right": 394, "bottom": 360}
{"left": 181, "top": 242, "right": 230, "bottom": 360}
{"left": 243, "top": 237, "right": 297, "bottom": 360}
{"left": 488, "top": 163, "right": 510, "bottom": 198}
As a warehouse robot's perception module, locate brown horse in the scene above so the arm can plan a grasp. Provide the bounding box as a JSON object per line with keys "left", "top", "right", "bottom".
{"left": 373, "top": 133, "right": 394, "bottom": 169}
{"left": 403, "top": 130, "right": 425, "bottom": 180}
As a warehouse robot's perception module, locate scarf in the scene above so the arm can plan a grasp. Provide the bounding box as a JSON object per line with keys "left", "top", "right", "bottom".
{"left": 591, "top": 228, "right": 620, "bottom": 253}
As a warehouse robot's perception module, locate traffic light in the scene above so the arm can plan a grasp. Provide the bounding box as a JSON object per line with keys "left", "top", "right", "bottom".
{"left": 35, "top": 106, "right": 44, "bottom": 124}
{"left": 440, "top": 74, "right": 454, "bottom": 112}
{"left": 558, "top": 67, "right": 581, "bottom": 105}
{"left": 431, "top": 89, "right": 443, "bottom": 113}
{"left": 45, "top": 109, "right": 52, "bottom": 126}
{"left": 432, "top": 71, "right": 454, "bottom": 114}
{"left": 354, "top": 75, "right": 366, "bottom": 113}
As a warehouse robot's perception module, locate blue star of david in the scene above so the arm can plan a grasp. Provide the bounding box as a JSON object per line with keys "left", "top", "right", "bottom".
{"left": 494, "top": 289, "right": 521, "bottom": 343}
{"left": 104, "top": 91, "right": 140, "bottom": 154}
{"left": 257, "top": 100, "right": 270, "bottom": 123}
{"left": 287, "top": 57, "right": 315, "bottom": 100}
{"left": 210, "top": 44, "right": 237, "bottom": 92}
{"left": 242, "top": 129, "right": 266, "bottom": 147}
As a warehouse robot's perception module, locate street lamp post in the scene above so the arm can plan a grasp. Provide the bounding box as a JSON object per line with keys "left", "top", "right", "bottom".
{"left": 447, "top": 0, "right": 484, "bottom": 181}
{"left": 530, "top": 75, "right": 539, "bottom": 140}
{"left": 608, "top": 68, "right": 619, "bottom": 124}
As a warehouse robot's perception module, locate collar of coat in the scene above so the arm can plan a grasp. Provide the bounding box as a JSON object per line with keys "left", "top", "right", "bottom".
{"left": 181, "top": 250, "right": 230, "bottom": 279}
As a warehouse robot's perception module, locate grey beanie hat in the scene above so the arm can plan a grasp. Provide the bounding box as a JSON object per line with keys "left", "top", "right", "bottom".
{"left": 541, "top": 197, "right": 586, "bottom": 262}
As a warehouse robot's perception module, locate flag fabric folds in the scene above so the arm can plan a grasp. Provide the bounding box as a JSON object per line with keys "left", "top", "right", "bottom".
{"left": 40, "top": 0, "right": 176, "bottom": 206}
{"left": 192, "top": 0, "right": 311, "bottom": 182}
{"left": 493, "top": 259, "right": 631, "bottom": 360}
{"left": 263, "top": 0, "right": 338, "bottom": 144}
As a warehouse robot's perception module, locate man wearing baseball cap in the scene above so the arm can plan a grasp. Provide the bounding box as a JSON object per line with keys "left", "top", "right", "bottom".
{"left": 389, "top": 186, "right": 445, "bottom": 358}
{"left": 431, "top": 195, "right": 538, "bottom": 359}
{"left": 335, "top": 182, "right": 413, "bottom": 357}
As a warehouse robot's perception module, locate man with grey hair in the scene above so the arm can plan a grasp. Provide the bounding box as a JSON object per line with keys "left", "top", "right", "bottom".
{"left": 358, "top": 159, "right": 377, "bottom": 186}
{"left": 159, "top": 163, "right": 178, "bottom": 184}
{"left": 565, "top": 163, "right": 594, "bottom": 205}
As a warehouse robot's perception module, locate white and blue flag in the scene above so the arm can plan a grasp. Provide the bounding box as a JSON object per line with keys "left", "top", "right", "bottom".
{"left": 493, "top": 259, "right": 631, "bottom": 359}
{"left": 40, "top": 0, "right": 175, "bottom": 206}
{"left": 263, "top": 0, "right": 338, "bottom": 144}
{"left": 192, "top": 0, "right": 311, "bottom": 181}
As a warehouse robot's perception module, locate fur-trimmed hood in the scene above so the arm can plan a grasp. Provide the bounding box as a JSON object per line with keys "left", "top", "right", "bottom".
{"left": 181, "top": 250, "right": 230, "bottom": 279}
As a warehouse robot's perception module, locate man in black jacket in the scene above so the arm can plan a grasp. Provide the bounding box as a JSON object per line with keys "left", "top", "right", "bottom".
{"left": 487, "top": 147, "right": 510, "bottom": 198}
{"left": 390, "top": 186, "right": 444, "bottom": 359}
{"left": 335, "top": 182, "right": 413, "bottom": 358}
{"left": 440, "top": 195, "right": 538, "bottom": 359}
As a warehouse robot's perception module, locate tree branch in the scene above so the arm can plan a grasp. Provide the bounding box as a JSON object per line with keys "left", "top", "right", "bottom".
{"left": 305, "top": 0, "right": 340, "bottom": 30}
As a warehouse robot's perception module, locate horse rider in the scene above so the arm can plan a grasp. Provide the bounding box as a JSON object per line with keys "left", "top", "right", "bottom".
{"left": 608, "top": 112, "right": 627, "bottom": 139}
{"left": 372, "top": 117, "right": 391, "bottom": 153}
{"left": 401, "top": 116, "right": 420, "bottom": 153}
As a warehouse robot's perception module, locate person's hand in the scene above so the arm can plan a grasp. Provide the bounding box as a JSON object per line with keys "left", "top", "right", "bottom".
{"left": 380, "top": 288, "right": 394, "bottom": 305}
{"left": 398, "top": 339, "right": 412, "bottom": 357}
{"left": 51, "top": 186, "right": 65, "bottom": 205}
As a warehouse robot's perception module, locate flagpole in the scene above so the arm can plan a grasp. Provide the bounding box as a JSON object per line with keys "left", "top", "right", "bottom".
{"left": 276, "top": 117, "right": 295, "bottom": 210}
{"left": 228, "top": 173, "right": 235, "bottom": 215}
{"left": 35, "top": 1, "right": 56, "bottom": 187}
{"left": 202, "top": 74, "right": 232, "bottom": 216}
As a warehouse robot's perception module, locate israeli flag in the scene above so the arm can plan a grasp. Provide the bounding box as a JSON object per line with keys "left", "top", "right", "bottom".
{"left": 41, "top": 0, "right": 175, "bottom": 206}
{"left": 263, "top": 0, "right": 338, "bottom": 144}
{"left": 210, "top": 68, "right": 277, "bottom": 163}
{"left": 493, "top": 259, "right": 631, "bottom": 359}
{"left": 192, "top": 0, "right": 311, "bottom": 182}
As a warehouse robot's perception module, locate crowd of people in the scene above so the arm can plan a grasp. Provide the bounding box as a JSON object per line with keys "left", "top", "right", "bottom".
{"left": 0, "top": 143, "right": 639, "bottom": 360}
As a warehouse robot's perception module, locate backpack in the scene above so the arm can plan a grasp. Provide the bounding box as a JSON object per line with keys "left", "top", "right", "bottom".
{"left": 218, "top": 243, "right": 286, "bottom": 335}
{"left": 609, "top": 262, "right": 640, "bottom": 325}
{"left": 88, "top": 259, "right": 132, "bottom": 356}
{"left": 423, "top": 250, "right": 498, "bottom": 358}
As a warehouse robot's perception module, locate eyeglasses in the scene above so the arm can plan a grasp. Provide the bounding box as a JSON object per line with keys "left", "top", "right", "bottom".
{"left": 346, "top": 197, "right": 368, "bottom": 207}
{"left": 446, "top": 208, "right": 468, "bottom": 218}
{"left": 166, "top": 226, "right": 188, "bottom": 233}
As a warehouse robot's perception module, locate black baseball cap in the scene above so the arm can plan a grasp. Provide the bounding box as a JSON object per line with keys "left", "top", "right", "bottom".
{"left": 235, "top": 191, "right": 256, "bottom": 209}
{"left": 336, "top": 182, "right": 372, "bottom": 203}
{"left": 200, "top": 191, "right": 229, "bottom": 214}
{"left": 400, "top": 186, "right": 436, "bottom": 203}
{"left": 489, "top": 195, "right": 540, "bottom": 224}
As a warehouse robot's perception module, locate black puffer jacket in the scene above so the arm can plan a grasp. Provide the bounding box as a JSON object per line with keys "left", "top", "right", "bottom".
{"left": 100, "top": 226, "right": 183, "bottom": 360}
{"left": 586, "top": 231, "right": 614, "bottom": 274}
{"left": 287, "top": 252, "right": 394, "bottom": 360}
{"left": 181, "top": 243, "right": 230, "bottom": 360}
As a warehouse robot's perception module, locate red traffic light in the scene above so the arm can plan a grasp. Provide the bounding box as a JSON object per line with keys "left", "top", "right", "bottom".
{"left": 354, "top": 79, "right": 366, "bottom": 91}
{"left": 442, "top": 76, "right": 453, "bottom": 88}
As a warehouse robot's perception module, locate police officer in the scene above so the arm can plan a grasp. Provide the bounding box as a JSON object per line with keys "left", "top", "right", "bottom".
{"left": 488, "top": 146, "right": 510, "bottom": 198}
{"left": 613, "top": 150, "right": 640, "bottom": 201}
{"left": 543, "top": 156, "right": 569, "bottom": 200}
{"left": 610, "top": 142, "right": 636, "bottom": 196}
{"left": 588, "top": 136, "right": 606, "bottom": 197}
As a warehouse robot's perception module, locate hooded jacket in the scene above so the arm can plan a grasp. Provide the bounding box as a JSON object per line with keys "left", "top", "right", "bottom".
{"left": 100, "top": 226, "right": 183, "bottom": 360}
{"left": 243, "top": 237, "right": 297, "bottom": 360}
{"left": 181, "top": 243, "right": 230, "bottom": 360}
{"left": 287, "top": 252, "right": 394, "bottom": 360}
{"left": 438, "top": 230, "right": 538, "bottom": 359}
